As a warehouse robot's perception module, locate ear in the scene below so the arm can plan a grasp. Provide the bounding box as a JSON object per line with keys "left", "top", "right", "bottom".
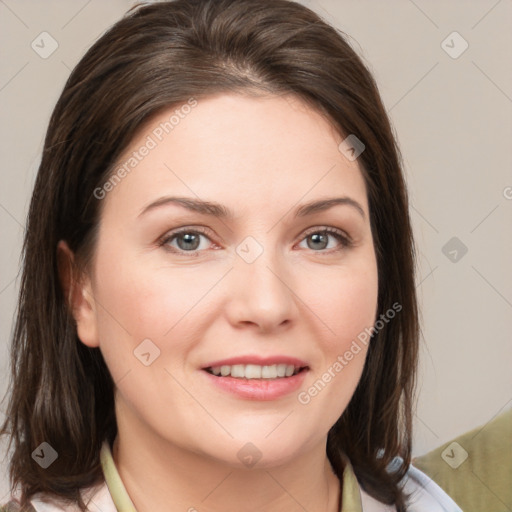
{"left": 57, "top": 240, "right": 100, "bottom": 348}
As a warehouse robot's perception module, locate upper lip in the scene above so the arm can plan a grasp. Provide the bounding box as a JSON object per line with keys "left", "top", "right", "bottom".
{"left": 202, "top": 355, "right": 309, "bottom": 369}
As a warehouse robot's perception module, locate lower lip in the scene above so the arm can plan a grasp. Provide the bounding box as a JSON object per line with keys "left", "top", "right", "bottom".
{"left": 201, "top": 369, "right": 308, "bottom": 400}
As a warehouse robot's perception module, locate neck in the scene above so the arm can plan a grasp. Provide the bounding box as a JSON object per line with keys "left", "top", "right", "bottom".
{"left": 112, "top": 405, "right": 341, "bottom": 512}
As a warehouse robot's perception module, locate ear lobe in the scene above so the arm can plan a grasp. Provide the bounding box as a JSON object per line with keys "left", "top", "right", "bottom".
{"left": 56, "top": 240, "right": 100, "bottom": 348}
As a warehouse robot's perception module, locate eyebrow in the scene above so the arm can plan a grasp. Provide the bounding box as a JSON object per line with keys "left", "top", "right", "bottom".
{"left": 138, "top": 195, "right": 366, "bottom": 220}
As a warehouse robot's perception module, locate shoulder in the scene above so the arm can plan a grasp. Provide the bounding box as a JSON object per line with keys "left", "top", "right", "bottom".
{"left": 347, "top": 455, "right": 462, "bottom": 511}
{"left": 396, "top": 461, "right": 463, "bottom": 511}
{"left": 413, "top": 407, "right": 512, "bottom": 512}
{"left": 363, "top": 456, "right": 463, "bottom": 511}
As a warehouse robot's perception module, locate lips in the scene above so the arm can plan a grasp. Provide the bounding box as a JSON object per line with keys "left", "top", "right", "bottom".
{"left": 200, "top": 355, "right": 310, "bottom": 400}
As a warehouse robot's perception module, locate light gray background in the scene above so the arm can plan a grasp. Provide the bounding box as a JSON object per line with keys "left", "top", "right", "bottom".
{"left": 1, "top": 0, "right": 511, "bottom": 502}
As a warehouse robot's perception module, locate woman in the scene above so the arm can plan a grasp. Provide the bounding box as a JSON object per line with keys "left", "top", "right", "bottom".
{"left": 0, "top": 0, "right": 463, "bottom": 510}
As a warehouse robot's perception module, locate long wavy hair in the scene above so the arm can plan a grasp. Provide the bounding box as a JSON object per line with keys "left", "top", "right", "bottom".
{"left": 0, "top": 0, "right": 419, "bottom": 510}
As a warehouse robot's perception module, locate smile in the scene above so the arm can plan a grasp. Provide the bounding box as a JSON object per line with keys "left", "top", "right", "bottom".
{"left": 204, "top": 364, "right": 306, "bottom": 379}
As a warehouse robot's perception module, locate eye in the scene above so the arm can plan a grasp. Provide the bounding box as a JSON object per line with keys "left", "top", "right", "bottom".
{"left": 297, "top": 227, "right": 353, "bottom": 254}
{"left": 158, "top": 226, "right": 353, "bottom": 256}
{"left": 158, "top": 226, "right": 214, "bottom": 255}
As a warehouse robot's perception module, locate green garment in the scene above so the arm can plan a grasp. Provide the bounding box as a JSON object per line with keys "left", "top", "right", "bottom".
{"left": 413, "top": 407, "right": 512, "bottom": 511}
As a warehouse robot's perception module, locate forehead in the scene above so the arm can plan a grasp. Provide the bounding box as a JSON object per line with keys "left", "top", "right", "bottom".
{"left": 100, "top": 93, "right": 369, "bottom": 221}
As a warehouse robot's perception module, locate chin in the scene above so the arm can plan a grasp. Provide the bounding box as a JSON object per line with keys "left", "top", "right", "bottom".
{"left": 207, "top": 432, "right": 314, "bottom": 470}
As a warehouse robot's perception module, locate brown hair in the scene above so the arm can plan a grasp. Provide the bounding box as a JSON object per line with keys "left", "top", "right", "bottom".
{"left": 0, "top": 0, "right": 419, "bottom": 510}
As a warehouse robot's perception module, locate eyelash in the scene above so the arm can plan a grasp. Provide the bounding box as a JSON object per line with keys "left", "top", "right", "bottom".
{"left": 157, "top": 226, "right": 353, "bottom": 256}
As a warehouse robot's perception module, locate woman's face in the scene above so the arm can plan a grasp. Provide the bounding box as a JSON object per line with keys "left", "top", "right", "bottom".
{"left": 76, "top": 93, "right": 378, "bottom": 467}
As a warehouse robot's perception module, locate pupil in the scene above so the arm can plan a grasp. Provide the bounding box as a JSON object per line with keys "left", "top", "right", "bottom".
{"left": 179, "top": 233, "right": 199, "bottom": 250}
{"left": 309, "top": 233, "right": 327, "bottom": 250}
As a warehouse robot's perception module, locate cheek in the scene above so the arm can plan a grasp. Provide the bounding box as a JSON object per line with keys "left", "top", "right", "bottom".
{"left": 315, "top": 269, "right": 377, "bottom": 382}
{"left": 330, "top": 275, "right": 377, "bottom": 336}
{"left": 296, "top": 255, "right": 378, "bottom": 419}
{"left": 298, "top": 256, "right": 379, "bottom": 347}
{"left": 90, "top": 245, "right": 223, "bottom": 374}
{"left": 92, "top": 237, "right": 189, "bottom": 332}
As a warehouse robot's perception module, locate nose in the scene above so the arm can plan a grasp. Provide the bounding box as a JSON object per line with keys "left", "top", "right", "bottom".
{"left": 224, "top": 238, "right": 299, "bottom": 334}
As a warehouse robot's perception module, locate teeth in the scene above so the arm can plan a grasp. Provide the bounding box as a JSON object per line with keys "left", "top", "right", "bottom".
{"left": 245, "top": 364, "right": 262, "bottom": 379}
{"left": 277, "top": 364, "right": 287, "bottom": 377}
{"left": 209, "top": 364, "right": 302, "bottom": 379}
{"left": 261, "top": 365, "right": 274, "bottom": 378}
{"left": 231, "top": 364, "right": 245, "bottom": 378}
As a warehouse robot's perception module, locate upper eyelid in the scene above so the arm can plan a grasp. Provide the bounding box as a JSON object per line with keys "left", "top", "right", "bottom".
{"left": 162, "top": 224, "right": 349, "bottom": 237}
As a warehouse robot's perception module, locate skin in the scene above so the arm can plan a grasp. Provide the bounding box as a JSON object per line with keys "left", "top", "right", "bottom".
{"left": 59, "top": 92, "right": 379, "bottom": 512}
